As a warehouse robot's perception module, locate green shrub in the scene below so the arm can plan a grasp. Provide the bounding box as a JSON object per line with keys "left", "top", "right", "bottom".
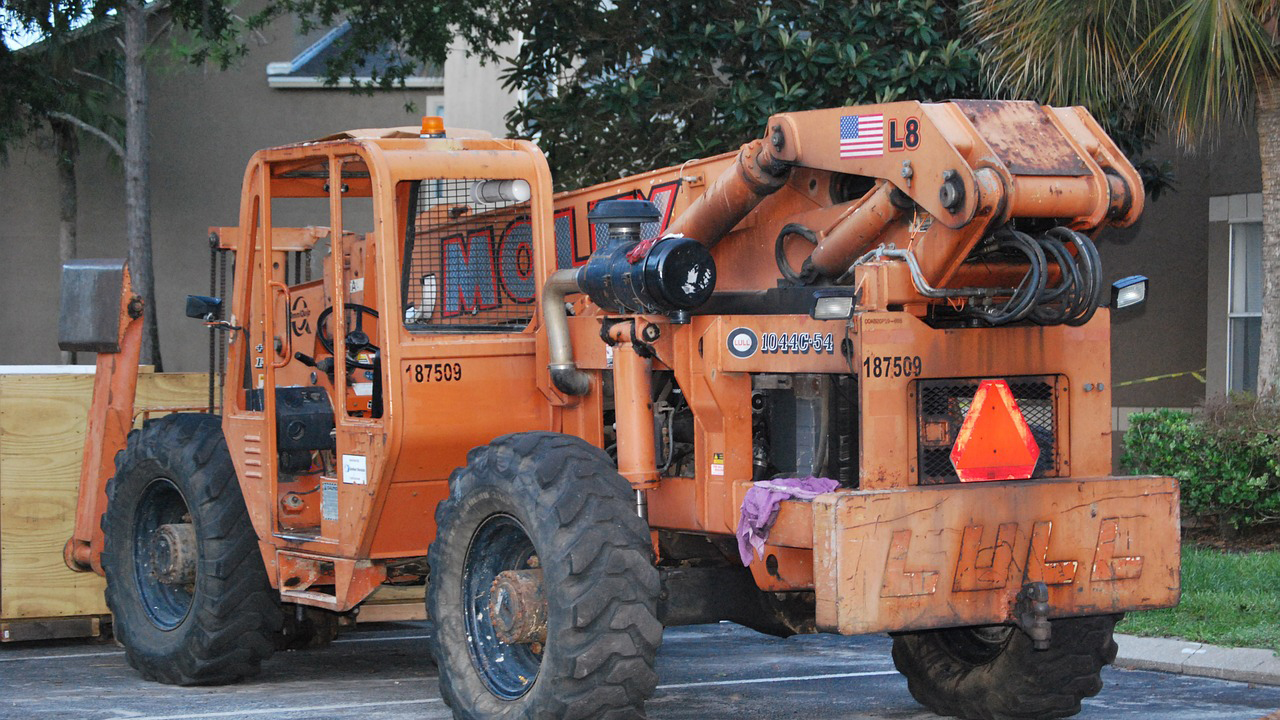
{"left": 1122, "top": 397, "right": 1280, "bottom": 532}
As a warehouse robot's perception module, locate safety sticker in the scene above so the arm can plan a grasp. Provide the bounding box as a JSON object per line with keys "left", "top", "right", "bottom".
{"left": 711, "top": 452, "right": 725, "bottom": 477}
{"left": 342, "top": 454, "right": 367, "bottom": 485}
{"left": 321, "top": 481, "right": 338, "bottom": 521}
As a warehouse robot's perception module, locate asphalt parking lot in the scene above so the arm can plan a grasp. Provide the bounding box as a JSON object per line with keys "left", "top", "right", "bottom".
{"left": 3, "top": 621, "right": 1280, "bottom": 719}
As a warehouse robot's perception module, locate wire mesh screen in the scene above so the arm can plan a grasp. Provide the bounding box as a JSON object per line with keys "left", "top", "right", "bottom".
{"left": 554, "top": 211, "right": 574, "bottom": 269}
{"left": 402, "top": 179, "right": 535, "bottom": 332}
{"left": 916, "top": 376, "right": 1059, "bottom": 484}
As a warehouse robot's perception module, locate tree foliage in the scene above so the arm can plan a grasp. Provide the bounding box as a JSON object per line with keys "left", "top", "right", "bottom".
{"left": 0, "top": 4, "right": 121, "bottom": 159}
{"left": 162, "top": 0, "right": 983, "bottom": 190}
{"left": 501, "top": 0, "right": 985, "bottom": 189}
{"left": 963, "top": 0, "right": 1280, "bottom": 188}
{"left": 970, "top": 1, "right": 1280, "bottom": 139}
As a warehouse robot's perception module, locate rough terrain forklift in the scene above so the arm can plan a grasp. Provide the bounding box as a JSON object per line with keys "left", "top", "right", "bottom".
{"left": 59, "top": 101, "right": 1178, "bottom": 719}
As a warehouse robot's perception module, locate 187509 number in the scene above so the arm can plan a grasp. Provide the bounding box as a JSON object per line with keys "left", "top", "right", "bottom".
{"left": 862, "top": 355, "right": 922, "bottom": 379}
{"left": 406, "top": 362, "right": 462, "bottom": 382}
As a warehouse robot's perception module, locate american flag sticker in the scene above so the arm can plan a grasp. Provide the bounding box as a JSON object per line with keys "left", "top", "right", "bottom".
{"left": 839, "top": 114, "right": 884, "bottom": 158}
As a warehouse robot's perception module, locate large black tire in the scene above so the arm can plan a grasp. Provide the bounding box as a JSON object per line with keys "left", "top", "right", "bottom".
{"left": 427, "top": 432, "right": 663, "bottom": 719}
{"left": 892, "top": 615, "right": 1120, "bottom": 720}
{"left": 102, "top": 413, "right": 280, "bottom": 685}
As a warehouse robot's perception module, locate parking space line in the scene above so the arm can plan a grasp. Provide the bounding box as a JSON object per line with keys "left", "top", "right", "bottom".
{"left": 0, "top": 632, "right": 430, "bottom": 662}
{"left": 0, "top": 650, "right": 125, "bottom": 663}
{"left": 333, "top": 633, "right": 431, "bottom": 643}
{"left": 658, "top": 669, "right": 899, "bottom": 689}
{"left": 118, "top": 697, "right": 443, "bottom": 720}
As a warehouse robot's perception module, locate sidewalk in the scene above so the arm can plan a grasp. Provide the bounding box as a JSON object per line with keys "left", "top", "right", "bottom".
{"left": 1116, "top": 634, "right": 1280, "bottom": 686}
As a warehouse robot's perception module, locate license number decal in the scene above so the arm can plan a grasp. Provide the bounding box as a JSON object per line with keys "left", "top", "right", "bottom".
{"left": 862, "top": 355, "right": 922, "bottom": 378}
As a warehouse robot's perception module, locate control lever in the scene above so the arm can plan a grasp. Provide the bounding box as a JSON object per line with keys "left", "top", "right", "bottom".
{"left": 294, "top": 351, "right": 335, "bottom": 379}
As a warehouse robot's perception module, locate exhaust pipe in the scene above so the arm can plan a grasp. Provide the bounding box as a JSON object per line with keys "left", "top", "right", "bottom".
{"left": 541, "top": 199, "right": 717, "bottom": 398}
{"left": 543, "top": 269, "right": 592, "bottom": 396}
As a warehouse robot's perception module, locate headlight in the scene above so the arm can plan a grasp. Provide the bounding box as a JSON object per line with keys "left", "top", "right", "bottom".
{"left": 810, "top": 289, "right": 857, "bottom": 320}
{"left": 1110, "top": 275, "right": 1148, "bottom": 309}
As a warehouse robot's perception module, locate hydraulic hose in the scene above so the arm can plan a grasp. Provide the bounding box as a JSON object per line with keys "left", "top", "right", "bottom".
{"left": 962, "top": 230, "right": 1046, "bottom": 326}
{"left": 1048, "top": 227, "right": 1104, "bottom": 327}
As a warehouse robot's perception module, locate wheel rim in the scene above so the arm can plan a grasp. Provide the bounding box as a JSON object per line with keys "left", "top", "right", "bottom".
{"left": 132, "top": 478, "right": 195, "bottom": 630}
{"left": 463, "top": 513, "right": 542, "bottom": 699}
{"left": 938, "top": 625, "right": 1016, "bottom": 665}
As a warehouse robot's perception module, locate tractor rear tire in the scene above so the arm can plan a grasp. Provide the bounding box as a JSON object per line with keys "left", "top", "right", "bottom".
{"left": 102, "top": 413, "right": 280, "bottom": 685}
{"left": 427, "top": 432, "right": 663, "bottom": 719}
{"left": 891, "top": 614, "right": 1120, "bottom": 720}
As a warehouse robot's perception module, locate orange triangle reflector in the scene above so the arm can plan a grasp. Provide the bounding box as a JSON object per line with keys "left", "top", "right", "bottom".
{"left": 950, "top": 379, "right": 1040, "bottom": 482}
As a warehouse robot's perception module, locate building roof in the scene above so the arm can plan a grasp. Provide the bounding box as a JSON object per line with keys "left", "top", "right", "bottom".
{"left": 266, "top": 22, "right": 443, "bottom": 89}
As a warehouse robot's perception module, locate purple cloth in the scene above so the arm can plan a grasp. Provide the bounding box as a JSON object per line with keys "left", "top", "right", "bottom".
{"left": 736, "top": 477, "right": 839, "bottom": 566}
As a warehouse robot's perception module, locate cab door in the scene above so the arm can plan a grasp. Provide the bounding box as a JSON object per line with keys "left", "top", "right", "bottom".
{"left": 376, "top": 171, "right": 557, "bottom": 553}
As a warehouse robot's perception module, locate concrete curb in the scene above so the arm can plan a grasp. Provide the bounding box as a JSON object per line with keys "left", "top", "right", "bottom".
{"left": 1115, "top": 634, "right": 1280, "bottom": 686}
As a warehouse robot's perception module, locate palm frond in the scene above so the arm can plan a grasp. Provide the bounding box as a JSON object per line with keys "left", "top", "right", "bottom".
{"left": 1140, "top": 0, "right": 1280, "bottom": 145}
{"left": 963, "top": 0, "right": 1158, "bottom": 107}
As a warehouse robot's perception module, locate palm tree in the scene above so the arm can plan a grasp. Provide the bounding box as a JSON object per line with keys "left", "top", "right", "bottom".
{"left": 965, "top": 0, "right": 1280, "bottom": 395}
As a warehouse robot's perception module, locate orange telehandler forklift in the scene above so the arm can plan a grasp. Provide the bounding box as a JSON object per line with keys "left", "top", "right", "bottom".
{"left": 58, "top": 101, "right": 1179, "bottom": 720}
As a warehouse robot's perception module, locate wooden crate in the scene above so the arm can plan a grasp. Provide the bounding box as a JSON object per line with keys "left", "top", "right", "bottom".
{"left": 0, "top": 368, "right": 211, "bottom": 639}
{"left": 360, "top": 584, "right": 428, "bottom": 623}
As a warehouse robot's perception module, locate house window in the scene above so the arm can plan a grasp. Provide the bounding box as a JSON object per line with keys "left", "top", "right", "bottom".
{"left": 1228, "top": 221, "right": 1263, "bottom": 393}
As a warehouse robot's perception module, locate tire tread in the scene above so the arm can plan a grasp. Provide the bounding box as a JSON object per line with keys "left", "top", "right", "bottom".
{"left": 892, "top": 614, "right": 1120, "bottom": 720}
{"left": 101, "top": 413, "right": 279, "bottom": 686}
{"left": 428, "top": 432, "right": 661, "bottom": 719}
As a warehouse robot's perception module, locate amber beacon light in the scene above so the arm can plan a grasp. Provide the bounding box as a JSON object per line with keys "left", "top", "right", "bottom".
{"left": 419, "top": 116, "right": 446, "bottom": 138}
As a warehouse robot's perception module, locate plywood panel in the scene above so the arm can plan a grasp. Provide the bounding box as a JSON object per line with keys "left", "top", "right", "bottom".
{"left": 360, "top": 585, "right": 427, "bottom": 623}
{"left": 0, "top": 370, "right": 210, "bottom": 621}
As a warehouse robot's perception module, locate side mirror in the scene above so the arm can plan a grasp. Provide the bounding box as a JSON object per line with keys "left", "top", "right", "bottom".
{"left": 1110, "top": 276, "right": 1147, "bottom": 310}
{"left": 186, "top": 295, "right": 223, "bottom": 321}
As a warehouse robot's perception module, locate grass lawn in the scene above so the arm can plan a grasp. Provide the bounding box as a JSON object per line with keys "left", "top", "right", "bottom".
{"left": 1117, "top": 544, "right": 1280, "bottom": 653}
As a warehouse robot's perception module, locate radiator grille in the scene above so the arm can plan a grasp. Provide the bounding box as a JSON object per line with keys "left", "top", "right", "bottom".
{"left": 402, "top": 179, "right": 535, "bottom": 332}
{"left": 916, "top": 376, "right": 1058, "bottom": 484}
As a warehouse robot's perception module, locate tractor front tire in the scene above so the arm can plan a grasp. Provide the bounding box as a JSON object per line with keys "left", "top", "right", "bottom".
{"left": 427, "top": 432, "right": 663, "bottom": 719}
{"left": 102, "top": 413, "right": 280, "bottom": 685}
{"left": 891, "top": 614, "right": 1120, "bottom": 720}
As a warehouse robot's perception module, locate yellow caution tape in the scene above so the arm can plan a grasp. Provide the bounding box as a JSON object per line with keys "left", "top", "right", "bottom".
{"left": 1113, "top": 368, "right": 1206, "bottom": 388}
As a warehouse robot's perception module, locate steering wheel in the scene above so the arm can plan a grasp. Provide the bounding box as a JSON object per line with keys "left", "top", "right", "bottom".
{"left": 316, "top": 303, "right": 380, "bottom": 370}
